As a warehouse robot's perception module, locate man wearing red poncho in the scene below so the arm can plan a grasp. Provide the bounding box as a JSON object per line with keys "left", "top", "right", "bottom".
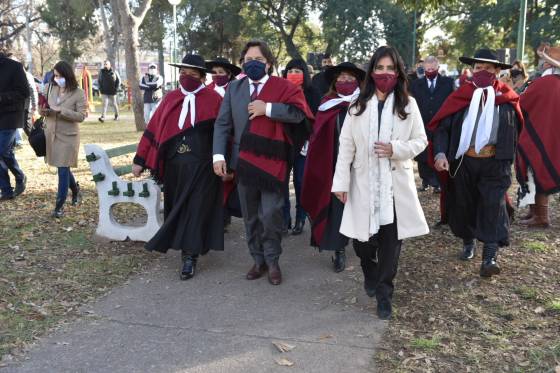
{"left": 132, "top": 54, "right": 224, "bottom": 281}
{"left": 430, "top": 49, "right": 524, "bottom": 278}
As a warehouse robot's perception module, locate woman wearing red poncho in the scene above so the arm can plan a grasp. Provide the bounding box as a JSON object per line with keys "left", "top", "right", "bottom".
{"left": 132, "top": 54, "right": 224, "bottom": 281}
{"left": 301, "top": 62, "right": 365, "bottom": 273}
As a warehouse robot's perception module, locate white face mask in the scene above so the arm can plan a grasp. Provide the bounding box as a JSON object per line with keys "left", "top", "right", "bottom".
{"left": 148, "top": 68, "right": 157, "bottom": 75}
{"left": 54, "top": 77, "right": 66, "bottom": 88}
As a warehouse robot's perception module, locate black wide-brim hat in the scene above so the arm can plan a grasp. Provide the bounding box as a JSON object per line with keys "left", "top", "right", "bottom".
{"left": 205, "top": 57, "right": 242, "bottom": 76}
{"left": 169, "top": 54, "right": 207, "bottom": 73}
{"left": 459, "top": 48, "right": 513, "bottom": 69}
{"left": 324, "top": 62, "right": 366, "bottom": 85}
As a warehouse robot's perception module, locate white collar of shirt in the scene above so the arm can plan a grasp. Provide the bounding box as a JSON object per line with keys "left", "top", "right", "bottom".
{"left": 318, "top": 88, "right": 360, "bottom": 112}
{"left": 543, "top": 67, "right": 560, "bottom": 77}
{"left": 178, "top": 84, "right": 204, "bottom": 129}
{"left": 213, "top": 83, "right": 227, "bottom": 97}
{"left": 249, "top": 74, "right": 270, "bottom": 95}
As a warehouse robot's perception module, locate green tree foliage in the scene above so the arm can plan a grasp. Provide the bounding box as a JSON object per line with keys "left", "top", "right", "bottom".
{"left": 40, "top": 0, "right": 97, "bottom": 64}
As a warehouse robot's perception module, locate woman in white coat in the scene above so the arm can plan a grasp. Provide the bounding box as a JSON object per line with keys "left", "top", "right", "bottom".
{"left": 332, "top": 46, "right": 429, "bottom": 320}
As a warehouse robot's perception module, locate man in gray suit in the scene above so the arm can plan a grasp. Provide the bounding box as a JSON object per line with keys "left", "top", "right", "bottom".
{"left": 213, "top": 40, "right": 310, "bottom": 285}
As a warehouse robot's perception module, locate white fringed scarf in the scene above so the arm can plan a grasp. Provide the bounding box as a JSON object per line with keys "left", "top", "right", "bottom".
{"left": 178, "top": 84, "right": 204, "bottom": 129}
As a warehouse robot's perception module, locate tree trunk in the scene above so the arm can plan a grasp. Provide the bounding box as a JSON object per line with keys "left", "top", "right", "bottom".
{"left": 116, "top": 0, "right": 152, "bottom": 132}
{"left": 280, "top": 29, "right": 302, "bottom": 60}
{"left": 98, "top": 0, "right": 116, "bottom": 67}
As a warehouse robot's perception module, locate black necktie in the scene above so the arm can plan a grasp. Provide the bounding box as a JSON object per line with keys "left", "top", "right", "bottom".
{"left": 429, "top": 79, "right": 435, "bottom": 94}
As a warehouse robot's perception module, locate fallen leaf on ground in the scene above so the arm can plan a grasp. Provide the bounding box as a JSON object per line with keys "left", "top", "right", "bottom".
{"left": 272, "top": 341, "right": 295, "bottom": 353}
{"left": 275, "top": 358, "right": 294, "bottom": 367}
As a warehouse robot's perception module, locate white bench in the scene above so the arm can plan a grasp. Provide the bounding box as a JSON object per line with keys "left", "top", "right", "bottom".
{"left": 84, "top": 143, "right": 163, "bottom": 242}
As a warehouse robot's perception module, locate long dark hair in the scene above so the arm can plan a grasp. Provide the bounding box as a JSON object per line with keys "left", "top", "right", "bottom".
{"left": 241, "top": 40, "right": 276, "bottom": 75}
{"left": 351, "top": 46, "right": 410, "bottom": 120}
{"left": 282, "top": 58, "right": 312, "bottom": 89}
{"left": 52, "top": 60, "right": 78, "bottom": 91}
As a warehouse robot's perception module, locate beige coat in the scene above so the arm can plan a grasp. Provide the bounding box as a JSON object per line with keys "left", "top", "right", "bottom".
{"left": 331, "top": 94, "right": 429, "bottom": 241}
{"left": 44, "top": 85, "right": 87, "bottom": 167}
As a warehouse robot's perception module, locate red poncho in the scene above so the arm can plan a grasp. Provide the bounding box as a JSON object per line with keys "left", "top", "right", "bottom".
{"left": 516, "top": 74, "right": 560, "bottom": 194}
{"left": 134, "top": 87, "right": 222, "bottom": 181}
{"left": 301, "top": 96, "right": 347, "bottom": 246}
{"left": 236, "top": 76, "right": 314, "bottom": 191}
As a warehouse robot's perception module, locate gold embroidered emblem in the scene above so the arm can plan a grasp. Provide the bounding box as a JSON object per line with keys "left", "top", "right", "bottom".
{"left": 177, "top": 143, "right": 191, "bottom": 154}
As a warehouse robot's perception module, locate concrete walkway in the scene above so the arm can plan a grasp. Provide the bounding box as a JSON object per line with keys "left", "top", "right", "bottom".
{"left": 3, "top": 218, "right": 385, "bottom": 373}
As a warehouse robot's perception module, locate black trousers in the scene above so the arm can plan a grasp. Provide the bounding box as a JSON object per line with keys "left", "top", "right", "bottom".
{"left": 353, "top": 221, "right": 402, "bottom": 303}
{"left": 447, "top": 156, "right": 511, "bottom": 245}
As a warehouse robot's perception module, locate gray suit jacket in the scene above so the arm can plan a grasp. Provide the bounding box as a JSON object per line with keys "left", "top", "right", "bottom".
{"left": 212, "top": 77, "right": 307, "bottom": 169}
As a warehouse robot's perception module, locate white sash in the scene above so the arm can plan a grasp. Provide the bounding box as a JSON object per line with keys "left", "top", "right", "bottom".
{"left": 178, "top": 84, "right": 204, "bottom": 129}
{"left": 318, "top": 88, "right": 360, "bottom": 112}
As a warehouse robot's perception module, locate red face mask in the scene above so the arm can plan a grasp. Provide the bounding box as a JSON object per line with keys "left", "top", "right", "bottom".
{"left": 371, "top": 73, "right": 398, "bottom": 94}
{"left": 286, "top": 72, "right": 304, "bottom": 86}
{"left": 472, "top": 70, "right": 496, "bottom": 88}
{"left": 335, "top": 81, "right": 359, "bottom": 96}
{"left": 179, "top": 75, "right": 202, "bottom": 92}
{"left": 425, "top": 70, "right": 438, "bottom": 80}
{"left": 212, "top": 75, "right": 230, "bottom": 87}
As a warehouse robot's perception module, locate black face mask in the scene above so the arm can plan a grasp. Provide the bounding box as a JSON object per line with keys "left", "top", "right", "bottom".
{"left": 510, "top": 69, "right": 523, "bottom": 79}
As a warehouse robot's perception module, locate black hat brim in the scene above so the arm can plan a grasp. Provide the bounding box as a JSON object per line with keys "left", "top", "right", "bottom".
{"left": 324, "top": 65, "right": 366, "bottom": 85}
{"left": 205, "top": 61, "right": 241, "bottom": 76}
{"left": 458, "top": 56, "right": 512, "bottom": 70}
{"left": 168, "top": 62, "right": 207, "bottom": 73}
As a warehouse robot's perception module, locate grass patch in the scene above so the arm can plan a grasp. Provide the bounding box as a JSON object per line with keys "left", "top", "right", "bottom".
{"left": 547, "top": 299, "right": 560, "bottom": 312}
{"left": 410, "top": 336, "right": 441, "bottom": 350}
{"left": 515, "top": 286, "right": 539, "bottom": 300}
{"left": 521, "top": 241, "right": 550, "bottom": 252}
{"left": 0, "top": 114, "right": 153, "bottom": 359}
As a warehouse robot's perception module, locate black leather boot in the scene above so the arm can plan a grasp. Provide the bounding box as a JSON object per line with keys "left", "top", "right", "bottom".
{"left": 52, "top": 198, "right": 65, "bottom": 218}
{"left": 460, "top": 239, "right": 476, "bottom": 261}
{"left": 480, "top": 244, "right": 500, "bottom": 277}
{"left": 332, "top": 250, "right": 346, "bottom": 273}
{"left": 377, "top": 299, "right": 392, "bottom": 320}
{"left": 180, "top": 254, "right": 198, "bottom": 280}
{"left": 282, "top": 219, "right": 292, "bottom": 235}
{"left": 71, "top": 182, "right": 82, "bottom": 206}
{"left": 292, "top": 219, "right": 305, "bottom": 235}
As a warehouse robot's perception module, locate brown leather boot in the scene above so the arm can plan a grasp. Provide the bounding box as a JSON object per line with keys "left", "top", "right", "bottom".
{"left": 519, "top": 204, "right": 536, "bottom": 222}
{"left": 523, "top": 194, "right": 550, "bottom": 228}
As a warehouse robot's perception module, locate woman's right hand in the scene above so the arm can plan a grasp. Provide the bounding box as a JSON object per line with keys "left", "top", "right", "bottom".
{"left": 132, "top": 164, "right": 143, "bottom": 177}
{"left": 39, "top": 107, "right": 50, "bottom": 117}
{"left": 334, "top": 192, "right": 348, "bottom": 204}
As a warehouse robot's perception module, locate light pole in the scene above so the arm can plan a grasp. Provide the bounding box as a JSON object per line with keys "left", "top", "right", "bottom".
{"left": 516, "top": 0, "right": 528, "bottom": 62}
{"left": 168, "top": 0, "right": 181, "bottom": 88}
{"left": 411, "top": 0, "right": 418, "bottom": 69}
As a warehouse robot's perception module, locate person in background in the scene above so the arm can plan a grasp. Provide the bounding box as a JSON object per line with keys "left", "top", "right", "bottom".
{"left": 0, "top": 47, "right": 29, "bottom": 201}
{"left": 281, "top": 58, "right": 321, "bottom": 235}
{"left": 407, "top": 60, "right": 424, "bottom": 83}
{"left": 410, "top": 56, "right": 454, "bottom": 197}
{"left": 15, "top": 63, "right": 38, "bottom": 148}
{"left": 205, "top": 57, "right": 243, "bottom": 230}
{"left": 331, "top": 46, "right": 429, "bottom": 319}
{"left": 456, "top": 67, "right": 472, "bottom": 88}
{"left": 41, "top": 61, "right": 86, "bottom": 217}
{"left": 301, "top": 62, "right": 365, "bottom": 273}
{"left": 311, "top": 53, "right": 335, "bottom": 97}
{"left": 98, "top": 60, "right": 120, "bottom": 123}
{"left": 508, "top": 60, "right": 529, "bottom": 94}
{"left": 140, "top": 63, "right": 164, "bottom": 124}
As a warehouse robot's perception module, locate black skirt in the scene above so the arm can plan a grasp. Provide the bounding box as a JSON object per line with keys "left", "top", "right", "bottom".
{"left": 145, "top": 124, "right": 224, "bottom": 255}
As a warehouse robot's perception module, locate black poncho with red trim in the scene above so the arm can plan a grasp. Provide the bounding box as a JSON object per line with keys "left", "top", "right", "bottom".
{"left": 516, "top": 74, "right": 560, "bottom": 194}
{"left": 236, "top": 76, "right": 314, "bottom": 192}
{"left": 427, "top": 80, "right": 524, "bottom": 219}
{"left": 133, "top": 87, "right": 223, "bottom": 182}
{"left": 301, "top": 95, "right": 346, "bottom": 246}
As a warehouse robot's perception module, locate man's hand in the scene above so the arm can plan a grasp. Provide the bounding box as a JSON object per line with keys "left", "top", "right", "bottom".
{"left": 248, "top": 100, "right": 266, "bottom": 120}
{"left": 374, "top": 142, "right": 393, "bottom": 158}
{"left": 132, "top": 164, "right": 143, "bottom": 177}
{"left": 434, "top": 157, "right": 449, "bottom": 172}
{"left": 213, "top": 160, "right": 227, "bottom": 177}
{"left": 334, "top": 192, "right": 348, "bottom": 204}
{"left": 222, "top": 172, "right": 234, "bottom": 182}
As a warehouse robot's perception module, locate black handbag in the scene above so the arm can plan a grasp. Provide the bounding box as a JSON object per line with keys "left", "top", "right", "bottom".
{"left": 29, "top": 85, "right": 51, "bottom": 157}
{"left": 28, "top": 116, "right": 46, "bottom": 157}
